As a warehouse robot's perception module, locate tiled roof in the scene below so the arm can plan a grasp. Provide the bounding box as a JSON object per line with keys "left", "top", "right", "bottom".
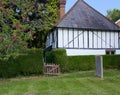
{"left": 57, "top": 0, "right": 120, "bottom": 31}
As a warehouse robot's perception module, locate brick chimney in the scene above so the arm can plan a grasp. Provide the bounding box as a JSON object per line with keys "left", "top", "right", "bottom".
{"left": 59, "top": 0, "right": 66, "bottom": 20}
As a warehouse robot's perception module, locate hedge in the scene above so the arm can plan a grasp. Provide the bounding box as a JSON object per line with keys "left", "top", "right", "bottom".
{"left": 46, "top": 49, "right": 68, "bottom": 72}
{"left": 45, "top": 49, "right": 95, "bottom": 72}
{"left": 1, "top": 48, "right": 120, "bottom": 78}
{"left": 68, "top": 56, "right": 95, "bottom": 71}
{"left": 103, "top": 55, "right": 120, "bottom": 69}
{"left": 45, "top": 49, "right": 120, "bottom": 73}
{"left": 0, "top": 49, "right": 43, "bottom": 78}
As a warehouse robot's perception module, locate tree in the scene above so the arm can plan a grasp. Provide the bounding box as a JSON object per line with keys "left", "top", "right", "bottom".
{"left": 107, "top": 9, "right": 120, "bottom": 22}
{"left": 0, "top": 0, "right": 59, "bottom": 55}
{"left": 28, "top": 0, "right": 59, "bottom": 48}
{"left": 0, "top": 0, "right": 33, "bottom": 55}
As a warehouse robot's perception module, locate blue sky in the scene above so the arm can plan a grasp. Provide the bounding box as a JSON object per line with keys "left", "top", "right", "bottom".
{"left": 66, "top": 0, "right": 120, "bottom": 16}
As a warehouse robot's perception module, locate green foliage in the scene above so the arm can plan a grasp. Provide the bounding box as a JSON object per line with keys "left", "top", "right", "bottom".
{"left": 103, "top": 55, "right": 120, "bottom": 69}
{"left": 0, "top": 49, "right": 43, "bottom": 78}
{"left": 107, "top": 9, "right": 120, "bottom": 22}
{"left": 0, "top": 0, "right": 33, "bottom": 55}
{"left": 0, "top": 0, "right": 59, "bottom": 55}
{"left": 52, "top": 49, "right": 68, "bottom": 72}
{"left": 45, "top": 49, "right": 95, "bottom": 72}
{"left": 68, "top": 56, "right": 95, "bottom": 71}
{"left": 46, "top": 49, "right": 68, "bottom": 72}
{"left": 46, "top": 49, "right": 120, "bottom": 72}
{"left": 26, "top": 0, "right": 59, "bottom": 48}
{"left": 0, "top": 56, "right": 22, "bottom": 78}
{"left": 45, "top": 51, "right": 54, "bottom": 63}
{"left": 18, "top": 49, "right": 43, "bottom": 75}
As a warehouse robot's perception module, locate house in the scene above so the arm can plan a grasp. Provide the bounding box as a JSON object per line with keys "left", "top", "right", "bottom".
{"left": 115, "top": 19, "right": 120, "bottom": 27}
{"left": 45, "top": 0, "right": 120, "bottom": 56}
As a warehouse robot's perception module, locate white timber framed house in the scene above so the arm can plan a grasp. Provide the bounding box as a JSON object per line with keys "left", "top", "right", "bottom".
{"left": 45, "top": 0, "right": 120, "bottom": 56}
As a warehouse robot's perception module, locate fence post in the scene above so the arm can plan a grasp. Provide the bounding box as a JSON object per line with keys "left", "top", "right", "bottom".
{"left": 95, "top": 56, "right": 103, "bottom": 79}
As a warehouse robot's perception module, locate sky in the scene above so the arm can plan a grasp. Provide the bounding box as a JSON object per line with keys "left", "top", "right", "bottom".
{"left": 66, "top": 0, "right": 120, "bottom": 16}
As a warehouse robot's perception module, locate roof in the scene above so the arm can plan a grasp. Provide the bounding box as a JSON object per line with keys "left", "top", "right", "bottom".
{"left": 57, "top": 0, "right": 120, "bottom": 31}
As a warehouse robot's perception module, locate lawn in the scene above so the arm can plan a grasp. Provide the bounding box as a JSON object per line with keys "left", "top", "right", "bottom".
{"left": 0, "top": 70, "right": 120, "bottom": 95}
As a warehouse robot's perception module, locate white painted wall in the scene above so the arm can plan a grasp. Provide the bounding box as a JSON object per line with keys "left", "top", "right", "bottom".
{"left": 66, "top": 49, "right": 120, "bottom": 56}
{"left": 66, "top": 49, "right": 105, "bottom": 56}
{"left": 57, "top": 28, "right": 119, "bottom": 49}
{"left": 116, "top": 50, "right": 120, "bottom": 54}
{"left": 46, "top": 28, "right": 120, "bottom": 55}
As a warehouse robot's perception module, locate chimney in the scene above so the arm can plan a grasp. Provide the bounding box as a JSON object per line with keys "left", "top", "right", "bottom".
{"left": 59, "top": 0, "right": 66, "bottom": 20}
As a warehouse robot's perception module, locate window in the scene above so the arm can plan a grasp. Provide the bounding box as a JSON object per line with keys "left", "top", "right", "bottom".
{"left": 106, "top": 50, "right": 115, "bottom": 55}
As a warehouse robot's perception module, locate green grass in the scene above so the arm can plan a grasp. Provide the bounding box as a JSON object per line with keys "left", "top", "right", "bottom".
{"left": 0, "top": 70, "right": 120, "bottom": 95}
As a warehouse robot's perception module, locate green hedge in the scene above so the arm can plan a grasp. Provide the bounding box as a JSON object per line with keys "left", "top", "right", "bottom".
{"left": 1, "top": 48, "right": 120, "bottom": 78}
{"left": 46, "top": 49, "right": 120, "bottom": 72}
{"left": 68, "top": 56, "right": 95, "bottom": 71}
{"left": 45, "top": 49, "right": 95, "bottom": 72}
{"left": 0, "top": 49, "right": 43, "bottom": 78}
{"left": 103, "top": 55, "right": 120, "bottom": 69}
{"left": 46, "top": 49, "right": 68, "bottom": 72}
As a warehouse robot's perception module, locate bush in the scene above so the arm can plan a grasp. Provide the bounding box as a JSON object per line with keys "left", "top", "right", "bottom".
{"left": 46, "top": 49, "right": 120, "bottom": 72}
{"left": 1, "top": 48, "right": 120, "bottom": 78}
{"left": 68, "top": 56, "right": 95, "bottom": 71}
{"left": 45, "top": 49, "right": 95, "bottom": 72}
{"left": 45, "top": 49, "right": 68, "bottom": 72}
{"left": 103, "top": 55, "right": 120, "bottom": 69}
{"left": 0, "top": 49, "right": 43, "bottom": 78}
{"left": 0, "top": 56, "right": 21, "bottom": 78}
{"left": 17, "top": 49, "right": 43, "bottom": 75}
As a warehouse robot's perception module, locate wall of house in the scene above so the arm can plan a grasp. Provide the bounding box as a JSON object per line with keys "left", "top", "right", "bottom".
{"left": 58, "top": 28, "right": 119, "bottom": 49}
{"left": 116, "top": 50, "right": 120, "bottom": 54}
{"left": 46, "top": 29, "right": 58, "bottom": 48}
{"left": 66, "top": 49, "right": 120, "bottom": 56}
{"left": 58, "top": 28, "right": 120, "bottom": 55}
{"left": 46, "top": 28, "right": 120, "bottom": 55}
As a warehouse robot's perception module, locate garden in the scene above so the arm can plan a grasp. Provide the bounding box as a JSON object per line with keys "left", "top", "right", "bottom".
{"left": 0, "top": 49, "right": 120, "bottom": 78}
{"left": 0, "top": 70, "right": 120, "bottom": 95}
{"left": 0, "top": 49, "right": 120, "bottom": 95}
{"left": 1, "top": 1, "right": 120, "bottom": 94}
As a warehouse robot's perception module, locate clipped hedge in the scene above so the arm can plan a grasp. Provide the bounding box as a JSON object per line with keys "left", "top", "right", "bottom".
{"left": 1, "top": 48, "right": 120, "bottom": 78}
{"left": 46, "top": 49, "right": 68, "bottom": 72}
{"left": 46, "top": 49, "right": 120, "bottom": 72}
{"left": 0, "top": 56, "right": 20, "bottom": 78}
{"left": 45, "top": 49, "right": 95, "bottom": 72}
{"left": 103, "top": 55, "right": 120, "bottom": 69}
{"left": 68, "top": 56, "right": 95, "bottom": 71}
{"left": 0, "top": 49, "right": 43, "bottom": 78}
